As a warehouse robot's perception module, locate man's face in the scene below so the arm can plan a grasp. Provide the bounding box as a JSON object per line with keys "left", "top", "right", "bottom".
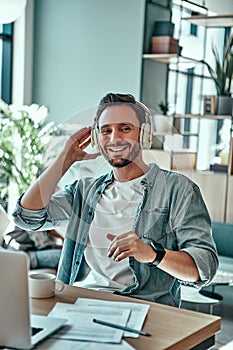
{"left": 97, "top": 105, "right": 141, "bottom": 168}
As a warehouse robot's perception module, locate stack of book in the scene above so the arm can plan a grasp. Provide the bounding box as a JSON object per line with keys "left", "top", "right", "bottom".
{"left": 151, "top": 21, "right": 181, "bottom": 54}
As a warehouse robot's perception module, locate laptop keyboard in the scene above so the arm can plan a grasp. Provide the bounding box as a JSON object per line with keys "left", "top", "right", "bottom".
{"left": 31, "top": 327, "right": 43, "bottom": 336}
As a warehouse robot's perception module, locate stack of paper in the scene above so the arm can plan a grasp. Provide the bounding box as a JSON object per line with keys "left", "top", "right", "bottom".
{"left": 37, "top": 338, "right": 135, "bottom": 350}
{"left": 39, "top": 297, "right": 150, "bottom": 349}
{"left": 74, "top": 298, "right": 149, "bottom": 338}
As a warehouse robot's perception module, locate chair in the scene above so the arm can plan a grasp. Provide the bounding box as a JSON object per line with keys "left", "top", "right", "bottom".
{"left": 181, "top": 285, "right": 221, "bottom": 314}
{"left": 212, "top": 221, "right": 233, "bottom": 262}
{"left": 200, "top": 222, "right": 233, "bottom": 301}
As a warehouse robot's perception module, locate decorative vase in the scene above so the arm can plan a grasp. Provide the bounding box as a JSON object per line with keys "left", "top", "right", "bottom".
{"left": 217, "top": 96, "right": 233, "bottom": 116}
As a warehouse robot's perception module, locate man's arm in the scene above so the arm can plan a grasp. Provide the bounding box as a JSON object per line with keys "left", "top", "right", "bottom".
{"left": 106, "top": 232, "right": 200, "bottom": 282}
{"left": 21, "top": 127, "right": 100, "bottom": 210}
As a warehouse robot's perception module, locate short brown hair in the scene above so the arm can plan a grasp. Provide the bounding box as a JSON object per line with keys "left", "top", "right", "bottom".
{"left": 95, "top": 93, "right": 146, "bottom": 128}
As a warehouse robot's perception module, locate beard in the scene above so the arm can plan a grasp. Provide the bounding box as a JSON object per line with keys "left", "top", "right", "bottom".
{"left": 100, "top": 141, "right": 141, "bottom": 168}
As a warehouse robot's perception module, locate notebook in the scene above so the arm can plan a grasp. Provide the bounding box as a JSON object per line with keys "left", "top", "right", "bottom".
{"left": 0, "top": 250, "right": 67, "bottom": 349}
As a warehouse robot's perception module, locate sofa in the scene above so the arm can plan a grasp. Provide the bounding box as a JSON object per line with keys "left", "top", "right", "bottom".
{"left": 212, "top": 221, "right": 233, "bottom": 274}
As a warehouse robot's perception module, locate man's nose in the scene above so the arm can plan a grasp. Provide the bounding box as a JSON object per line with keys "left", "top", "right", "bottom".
{"left": 110, "top": 128, "right": 121, "bottom": 142}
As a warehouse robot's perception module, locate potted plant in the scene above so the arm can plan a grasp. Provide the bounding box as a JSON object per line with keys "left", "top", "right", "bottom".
{"left": 0, "top": 99, "right": 55, "bottom": 209}
{"left": 153, "top": 100, "right": 173, "bottom": 133}
{"left": 158, "top": 100, "right": 170, "bottom": 116}
{"left": 201, "top": 34, "right": 233, "bottom": 115}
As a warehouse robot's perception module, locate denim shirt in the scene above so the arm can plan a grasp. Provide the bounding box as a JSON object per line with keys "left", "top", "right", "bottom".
{"left": 13, "top": 164, "right": 218, "bottom": 307}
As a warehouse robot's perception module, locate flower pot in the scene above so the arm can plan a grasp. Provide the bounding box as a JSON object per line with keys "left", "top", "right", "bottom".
{"left": 217, "top": 96, "right": 233, "bottom": 116}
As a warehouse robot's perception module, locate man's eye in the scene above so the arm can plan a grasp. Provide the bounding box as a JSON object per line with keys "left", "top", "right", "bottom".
{"left": 101, "top": 129, "right": 112, "bottom": 135}
{"left": 121, "top": 126, "right": 132, "bottom": 132}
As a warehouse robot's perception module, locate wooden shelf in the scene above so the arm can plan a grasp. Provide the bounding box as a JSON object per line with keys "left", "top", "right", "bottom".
{"left": 180, "top": 132, "right": 198, "bottom": 137}
{"left": 182, "top": 14, "right": 233, "bottom": 28}
{"left": 174, "top": 114, "right": 232, "bottom": 120}
{"left": 143, "top": 53, "right": 201, "bottom": 65}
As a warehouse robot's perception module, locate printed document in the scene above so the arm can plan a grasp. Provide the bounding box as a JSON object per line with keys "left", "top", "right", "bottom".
{"left": 49, "top": 302, "right": 130, "bottom": 343}
{"left": 75, "top": 298, "right": 150, "bottom": 338}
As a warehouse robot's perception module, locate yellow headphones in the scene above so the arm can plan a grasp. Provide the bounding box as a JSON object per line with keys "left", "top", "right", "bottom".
{"left": 91, "top": 101, "right": 154, "bottom": 151}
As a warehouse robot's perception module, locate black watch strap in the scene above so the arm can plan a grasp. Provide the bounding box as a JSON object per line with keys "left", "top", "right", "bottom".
{"left": 147, "top": 241, "right": 166, "bottom": 267}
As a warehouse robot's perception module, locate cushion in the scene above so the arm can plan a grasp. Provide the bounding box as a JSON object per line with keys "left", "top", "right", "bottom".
{"left": 212, "top": 222, "right": 233, "bottom": 259}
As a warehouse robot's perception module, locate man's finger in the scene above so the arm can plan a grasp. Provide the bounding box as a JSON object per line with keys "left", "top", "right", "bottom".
{"left": 106, "top": 233, "right": 116, "bottom": 241}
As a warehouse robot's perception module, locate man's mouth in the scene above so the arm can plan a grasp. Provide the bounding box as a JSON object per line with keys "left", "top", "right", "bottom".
{"left": 106, "top": 145, "right": 129, "bottom": 153}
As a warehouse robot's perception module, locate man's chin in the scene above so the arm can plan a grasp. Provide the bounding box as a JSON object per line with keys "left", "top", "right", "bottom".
{"left": 108, "top": 158, "right": 131, "bottom": 168}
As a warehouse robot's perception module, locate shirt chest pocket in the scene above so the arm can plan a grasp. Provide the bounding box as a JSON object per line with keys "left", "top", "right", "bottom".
{"left": 139, "top": 207, "right": 169, "bottom": 243}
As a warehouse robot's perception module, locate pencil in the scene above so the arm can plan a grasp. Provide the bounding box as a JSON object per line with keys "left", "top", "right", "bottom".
{"left": 93, "top": 318, "right": 151, "bottom": 337}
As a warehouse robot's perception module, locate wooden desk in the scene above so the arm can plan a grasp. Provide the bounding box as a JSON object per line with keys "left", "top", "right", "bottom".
{"left": 31, "top": 285, "right": 221, "bottom": 350}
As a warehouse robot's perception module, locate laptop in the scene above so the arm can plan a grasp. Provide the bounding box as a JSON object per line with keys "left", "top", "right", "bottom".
{"left": 0, "top": 204, "right": 11, "bottom": 236}
{"left": 0, "top": 250, "right": 67, "bottom": 349}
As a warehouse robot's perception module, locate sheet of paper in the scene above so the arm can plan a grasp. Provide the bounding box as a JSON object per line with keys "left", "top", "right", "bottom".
{"left": 36, "top": 338, "right": 135, "bottom": 350}
{"left": 48, "top": 302, "right": 130, "bottom": 343}
{"left": 74, "top": 298, "right": 150, "bottom": 338}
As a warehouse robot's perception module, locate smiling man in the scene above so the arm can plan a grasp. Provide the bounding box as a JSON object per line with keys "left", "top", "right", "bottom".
{"left": 13, "top": 93, "right": 218, "bottom": 307}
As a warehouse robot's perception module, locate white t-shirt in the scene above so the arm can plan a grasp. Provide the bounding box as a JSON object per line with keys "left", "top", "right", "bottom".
{"left": 74, "top": 176, "right": 144, "bottom": 292}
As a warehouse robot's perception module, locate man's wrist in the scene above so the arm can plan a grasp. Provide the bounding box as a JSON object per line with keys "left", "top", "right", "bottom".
{"left": 147, "top": 241, "right": 166, "bottom": 267}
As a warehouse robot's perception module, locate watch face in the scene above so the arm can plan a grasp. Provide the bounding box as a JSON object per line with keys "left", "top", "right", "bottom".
{"left": 151, "top": 242, "right": 163, "bottom": 251}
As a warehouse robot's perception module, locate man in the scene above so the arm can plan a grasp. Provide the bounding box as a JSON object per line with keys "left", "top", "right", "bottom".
{"left": 13, "top": 93, "right": 218, "bottom": 307}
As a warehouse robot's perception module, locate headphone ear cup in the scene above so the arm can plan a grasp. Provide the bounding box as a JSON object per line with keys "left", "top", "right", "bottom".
{"left": 91, "top": 129, "right": 100, "bottom": 151}
{"left": 140, "top": 123, "right": 152, "bottom": 149}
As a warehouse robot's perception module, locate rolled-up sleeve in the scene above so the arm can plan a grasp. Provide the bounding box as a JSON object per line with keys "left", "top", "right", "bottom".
{"left": 13, "top": 197, "right": 50, "bottom": 230}
{"left": 13, "top": 188, "right": 74, "bottom": 232}
{"left": 171, "top": 181, "right": 219, "bottom": 287}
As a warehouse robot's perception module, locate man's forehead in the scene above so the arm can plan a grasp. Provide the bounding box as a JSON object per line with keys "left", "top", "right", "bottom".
{"left": 98, "top": 105, "right": 140, "bottom": 127}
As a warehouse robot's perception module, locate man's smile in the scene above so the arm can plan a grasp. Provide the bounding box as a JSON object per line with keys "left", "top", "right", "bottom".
{"left": 106, "top": 145, "right": 129, "bottom": 153}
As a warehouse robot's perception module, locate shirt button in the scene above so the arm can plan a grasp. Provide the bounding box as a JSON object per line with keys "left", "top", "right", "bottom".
{"left": 76, "top": 261, "right": 80, "bottom": 265}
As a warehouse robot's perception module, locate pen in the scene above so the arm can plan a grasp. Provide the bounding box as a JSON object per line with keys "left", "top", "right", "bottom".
{"left": 93, "top": 318, "right": 151, "bottom": 337}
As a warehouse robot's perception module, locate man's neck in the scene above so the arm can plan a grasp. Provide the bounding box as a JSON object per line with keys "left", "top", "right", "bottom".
{"left": 112, "top": 160, "right": 150, "bottom": 182}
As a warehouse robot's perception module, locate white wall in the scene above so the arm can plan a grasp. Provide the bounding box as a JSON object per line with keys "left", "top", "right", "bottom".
{"left": 32, "top": 0, "right": 145, "bottom": 124}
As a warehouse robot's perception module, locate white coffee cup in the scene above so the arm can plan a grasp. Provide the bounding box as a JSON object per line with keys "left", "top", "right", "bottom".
{"left": 28, "top": 272, "right": 64, "bottom": 298}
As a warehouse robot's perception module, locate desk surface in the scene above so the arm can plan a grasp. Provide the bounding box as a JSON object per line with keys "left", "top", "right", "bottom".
{"left": 31, "top": 285, "right": 221, "bottom": 350}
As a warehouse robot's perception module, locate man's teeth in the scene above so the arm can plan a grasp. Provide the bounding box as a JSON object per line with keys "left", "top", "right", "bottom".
{"left": 108, "top": 146, "right": 127, "bottom": 152}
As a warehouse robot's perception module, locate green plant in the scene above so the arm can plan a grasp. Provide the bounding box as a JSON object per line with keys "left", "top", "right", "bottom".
{"left": 201, "top": 34, "right": 233, "bottom": 96}
{"left": 158, "top": 100, "right": 170, "bottom": 115}
{"left": 0, "top": 99, "right": 55, "bottom": 194}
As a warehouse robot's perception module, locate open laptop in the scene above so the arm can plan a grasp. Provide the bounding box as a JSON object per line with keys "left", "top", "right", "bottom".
{"left": 0, "top": 204, "right": 11, "bottom": 236}
{"left": 0, "top": 250, "right": 67, "bottom": 349}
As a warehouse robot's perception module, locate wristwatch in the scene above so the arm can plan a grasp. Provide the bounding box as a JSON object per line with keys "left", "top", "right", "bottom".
{"left": 147, "top": 241, "right": 166, "bottom": 267}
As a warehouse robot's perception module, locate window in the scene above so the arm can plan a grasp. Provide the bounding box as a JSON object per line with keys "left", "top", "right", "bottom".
{"left": 0, "top": 23, "right": 13, "bottom": 103}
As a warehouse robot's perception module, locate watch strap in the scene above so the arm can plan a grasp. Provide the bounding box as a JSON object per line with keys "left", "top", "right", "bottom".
{"left": 147, "top": 241, "right": 166, "bottom": 267}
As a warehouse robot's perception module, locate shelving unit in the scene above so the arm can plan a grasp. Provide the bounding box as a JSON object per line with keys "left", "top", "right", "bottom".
{"left": 174, "top": 114, "right": 232, "bottom": 120}
{"left": 182, "top": 14, "right": 233, "bottom": 28}
{"left": 143, "top": 53, "right": 201, "bottom": 65}
{"left": 141, "top": 1, "right": 233, "bottom": 222}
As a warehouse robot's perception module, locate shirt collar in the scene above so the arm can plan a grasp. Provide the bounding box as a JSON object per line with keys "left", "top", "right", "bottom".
{"left": 102, "top": 163, "right": 160, "bottom": 188}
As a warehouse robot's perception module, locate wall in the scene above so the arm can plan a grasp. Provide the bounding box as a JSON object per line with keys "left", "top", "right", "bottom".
{"left": 32, "top": 0, "right": 145, "bottom": 125}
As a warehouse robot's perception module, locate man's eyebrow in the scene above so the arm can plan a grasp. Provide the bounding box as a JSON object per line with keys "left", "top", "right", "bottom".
{"left": 100, "top": 122, "right": 135, "bottom": 129}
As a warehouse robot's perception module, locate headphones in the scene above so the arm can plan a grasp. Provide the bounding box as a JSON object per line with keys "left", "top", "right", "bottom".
{"left": 91, "top": 101, "right": 154, "bottom": 151}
